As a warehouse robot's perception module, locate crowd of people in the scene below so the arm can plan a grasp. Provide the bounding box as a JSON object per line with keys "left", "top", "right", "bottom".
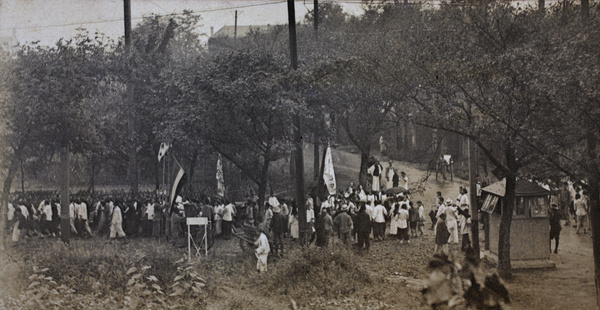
{"left": 4, "top": 169, "right": 592, "bottom": 274}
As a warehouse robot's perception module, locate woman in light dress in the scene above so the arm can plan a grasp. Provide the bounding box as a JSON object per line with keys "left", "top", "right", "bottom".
{"left": 288, "top": 205, "right": 299, "bottom": 240}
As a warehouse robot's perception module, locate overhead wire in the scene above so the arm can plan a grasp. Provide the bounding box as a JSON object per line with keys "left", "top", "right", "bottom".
{"left": 2, "top": 0, "right": 290, "bottom": 31}
{"left": 0, "top": 0, "right": 539, "bottom": 33}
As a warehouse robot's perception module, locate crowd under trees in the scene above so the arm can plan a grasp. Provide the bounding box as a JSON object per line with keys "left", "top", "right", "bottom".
{"left": 2, "top": 1, "right": 600, "bottom": 283}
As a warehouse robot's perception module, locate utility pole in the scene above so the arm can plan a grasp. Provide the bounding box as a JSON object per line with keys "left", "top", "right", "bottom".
{"left": 124, "top": 0, "right": 138, "bottom": 198}
{"left": 314, "top": 0, "right": 319, "bottom": 34}
{"left": 234, "top": 10, "right": 238, "bottom": 39}
{"left": 469, "top": 138, "right": 480, "bottom": 261}
{"left": 287, "top": 0, "right": 307, "bottom": 245}
{"left": 312, "top": 0, "right": 319, "bottom": 180}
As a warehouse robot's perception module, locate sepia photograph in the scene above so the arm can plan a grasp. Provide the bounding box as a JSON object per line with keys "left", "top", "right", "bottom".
{"left": 0, "top": 0, "right": 598, "bottom": 309}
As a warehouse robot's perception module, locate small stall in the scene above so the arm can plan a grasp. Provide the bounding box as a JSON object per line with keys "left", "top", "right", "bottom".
{"left": 481, "top": 179, "right": 555, "bottom": 269}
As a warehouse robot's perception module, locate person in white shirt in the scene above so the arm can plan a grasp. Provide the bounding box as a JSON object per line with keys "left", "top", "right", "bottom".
{"left": 367, "top": 192, "right": 376, "bottom": 208}
{"left": 417, "top": 201, "right": 425, "bottom": 237}
{"left": 367, "top": 162, "right": 383, "bottom": 192}
{"left": 76, "top": 199, "right": 92, "bottom": 236}
{"left": 372, "top": 200, "right": 388, "bottom": 241}
{"left": 386, "top": 161, "right": 395, "bottom": 190}
{"left": 457, "top": 188, "right": 469, "bottom": 239}
{"left": 42, "top": 201, "right": 53, "bottom": 235}
{"left": 109, "top": 202, "right": 126, "bottom": 240}
{"left": 399, "top": 171, "right": 409, "bottom": 191}
{"left": 357, "top": 185, "right": 367, "bottom": 202}
{"left": 254, "top": 226, "right": 270, "bottom": 272}
{"left": 345, "top": 182, "right": 355, "bottom": 199}
{"left": 388, "top": 199, "right": 398, "bottom": 238}
{"left": 144, "top": 201, "right": 155, "bottom": 236}
{"left": 306, "top": 198, "right": 316, "bottom": 244}
{"left": 268, "top": 191, "right": 280, "bottom": 208}
{"left": 397, "top": 204, "right": 410, "bottom": 243}
{"left": 444, "top": 200, "right": 459, "bottom": 244}
{"left": 222, "top": 201, "right": 236, "bottom": 239}
{"left": 69, "top": 202, "right": 77, "bottom": 234}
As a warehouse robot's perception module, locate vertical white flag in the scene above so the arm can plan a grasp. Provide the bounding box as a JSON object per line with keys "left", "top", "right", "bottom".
{"left": 323, "top": 146, "right": 337, "bottom": 195}
{"left": 216, "top": 154, "right": 225, "bottom": 198}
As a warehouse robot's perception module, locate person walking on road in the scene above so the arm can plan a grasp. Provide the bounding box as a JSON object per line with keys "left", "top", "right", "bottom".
{"left": 575, "top": 193, "right": 588, "bottom": 234}
{"left": 549, "top": 203, "right": 562, "bottom": 253}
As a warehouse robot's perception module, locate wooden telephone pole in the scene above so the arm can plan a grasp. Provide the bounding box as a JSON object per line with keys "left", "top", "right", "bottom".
{"left": 287, "top": 0, "right": 308, "bottom": 245}
{"left": 124, "top": 0, "right": 138, "bottom": 198}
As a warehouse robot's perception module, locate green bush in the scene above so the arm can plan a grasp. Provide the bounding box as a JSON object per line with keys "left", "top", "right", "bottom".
{"left": 265, "top": 247, "right": 372, "bottom": 299}
{"left": 1, "top": 239, "right": 208, "bottom": 309}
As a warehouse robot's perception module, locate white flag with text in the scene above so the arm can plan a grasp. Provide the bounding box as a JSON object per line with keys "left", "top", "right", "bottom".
{"left": 323, "top": 146, "right": 337, "bottom": 196}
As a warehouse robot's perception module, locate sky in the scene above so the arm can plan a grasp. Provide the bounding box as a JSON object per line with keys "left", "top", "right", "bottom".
{"left": 0, "top": 0, "right": 366, "bottom": 47}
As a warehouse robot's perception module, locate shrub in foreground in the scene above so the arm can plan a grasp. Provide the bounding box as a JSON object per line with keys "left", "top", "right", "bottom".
{"left": 265, "top": 247, "right": 372, "bottom": 299}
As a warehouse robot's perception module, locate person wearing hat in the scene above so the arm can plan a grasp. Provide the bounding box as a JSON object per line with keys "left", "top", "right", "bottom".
{"left": 333, "top": 204, "right": 354, "bottom": 245}
{"left": 549, "top": 203, "right": 562, "bottom": 253}
{"left": 315, "top": 206, "right": 333, "bottom": 248}
{"left": 444, "top": 199, "right": 459, "bottom": 244}
{"left": 270, "top": 204, "right": 286, "bottom": 256}
{"left": 254, "top": 225, "right": 270, "bottom": 272}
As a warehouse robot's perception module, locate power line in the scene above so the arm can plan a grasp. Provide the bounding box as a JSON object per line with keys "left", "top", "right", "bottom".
{"left": 3, "top": 1, "right": 289, "bottom": 31}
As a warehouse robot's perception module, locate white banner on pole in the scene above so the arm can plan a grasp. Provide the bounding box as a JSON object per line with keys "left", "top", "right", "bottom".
{"left": 323, "top": 146, "right": 337, "bottom": 196}
{"left": 216, "top": 154, "right": 225, "bottom": 198}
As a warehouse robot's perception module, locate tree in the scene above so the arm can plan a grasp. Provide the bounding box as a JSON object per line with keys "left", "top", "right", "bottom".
{"left": 0, "top": 33, "right": 108, "bottom": 241}
{"left": 161, "top": 50, "right": 305, "bottom": 211}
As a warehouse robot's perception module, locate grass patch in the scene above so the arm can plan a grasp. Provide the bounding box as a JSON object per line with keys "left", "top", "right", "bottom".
{"left": 1, "top": 238, "right": 209, "bottom": 309}
{"left": 264, "top": 247, "right": 372, "bottom": 300}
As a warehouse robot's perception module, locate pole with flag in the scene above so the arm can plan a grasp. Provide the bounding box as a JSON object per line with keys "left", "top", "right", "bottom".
{"left": 158, "top": 142, "right": 171, "bottom": 198}
{"left": 169, "top": 155, "right": 186, "bottom": 213}
{"left": 158, "top": 142, "right": 170, "bottom": 162}
{"left": 216, "top": 154, "right": 225, "bottom": 198}
{"left": 323, "top": 145, "right": 337, "bottom": 196}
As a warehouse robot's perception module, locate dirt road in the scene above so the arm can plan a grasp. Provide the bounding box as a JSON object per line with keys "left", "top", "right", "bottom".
{"left": 506, "top": 222, "right": 596, "bottom": 310}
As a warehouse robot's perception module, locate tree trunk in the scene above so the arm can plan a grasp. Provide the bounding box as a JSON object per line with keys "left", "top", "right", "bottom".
{"left": 469, "top": 138, "right": 480, "bottom": 260}
{"left": 313, "top": 140, "right": 320, "bottom": 182}
{"left": 257, "top": 159, "right": 270, "bottom": 218}
{"left": 89, "top": 154, "right": 96, "bottom": 193}
{"left": 585, "top": 130, "right": 600, "bottom": 307}
{"left": 187, "top": 149, "right": 199, "bottom": 193}
{"left": 582, "top": 0, "right": 589, "bottom": 20}
{"left": 60, "top": 146, "right": 71, "bottom": 241}
{"left": 155, "top": 151, "right": 160, "bottom": 191}
{"left": 20, "top": 158, "right": 25, "bottom": 194}
{"left": 497, "top": 145, "right": 517, "bottom": 279}
{"left": 1, "top": 159, "right": 19, "bottom": 248}
{"left": 127, "top": 86, "right": 138, "bottom": 198}
{"left": 358, "top": 149, "right": 371, "bottom": 190}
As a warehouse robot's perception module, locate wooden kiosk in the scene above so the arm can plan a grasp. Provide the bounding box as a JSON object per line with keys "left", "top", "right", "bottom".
{"left": 481, "top": 179, "right": 556, "bottom": 269}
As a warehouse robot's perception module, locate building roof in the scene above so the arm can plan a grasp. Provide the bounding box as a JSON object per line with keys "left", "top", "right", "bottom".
{"left": 481, "top": 178, "right": 551, "bottom": 197}
{"left": 212, "top": 25, "right": 274, "bottom": 38}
